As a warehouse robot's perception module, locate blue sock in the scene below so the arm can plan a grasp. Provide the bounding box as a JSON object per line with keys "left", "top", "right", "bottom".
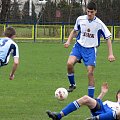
{"left": 88, "top": 86, "right": 95, "bottom": 98}
{"left": 60, "top": 101, "right": 80, "bottom": 117}
{"left": 67, "top": 73, "right": 75, "bottom": 85}
{"left": 99, "top": 111, "right": 115, "bottom": 120}
{"left": 57, "top": 113, "right": 62, "bottom": 119}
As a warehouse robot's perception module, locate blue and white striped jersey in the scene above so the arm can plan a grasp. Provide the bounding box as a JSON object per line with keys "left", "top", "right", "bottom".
{"left": 0, "top": 37, "right": 19, "bottom": 65}
{"left": 103, "top": 100, "right": 120, "bottom": 119}
{"left": 74, "top": 15, "right": 111, "bottom": 48}
{"left": 103, "top": 100, "right": 120, "bottom": 111}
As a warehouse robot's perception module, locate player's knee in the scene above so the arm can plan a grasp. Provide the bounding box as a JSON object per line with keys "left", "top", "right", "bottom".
{"left": 67, "top": 61, "right": 74, "bottom": 68}
{"left": 82, "top": 95, "right": 91, "bottom": 104}
{"left": 76, "top": 95, "right": 91, "bottom": 105}
{"left": 88, "top": 71, "right": 94, "bottom": 77}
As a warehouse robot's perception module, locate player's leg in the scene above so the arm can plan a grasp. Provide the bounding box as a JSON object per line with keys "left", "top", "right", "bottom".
{"left": 87, "top": 65, "right": 95, "bottom": 98}
{"left": 99, "top": 111, "right": 117, "bottom": 120}
{"left": 86, "top": 111, "right": 115, "bottom": 120}
{"left": 67, "top": 55, "right": 77, "bottom": 92}
{"left": 87, "top": 111, "right": 117, "bottom": 120}
{"left": 46, "top": 95, "right": 97, "bottom": 120}
{"left": 86, "top": 98, "right": 117, "bottom": 120}
{"left": 66, "top": 42, "right": 82, "bottom": 92}
{"left": 82, "top": 47, "right": 97, "bottom": 98}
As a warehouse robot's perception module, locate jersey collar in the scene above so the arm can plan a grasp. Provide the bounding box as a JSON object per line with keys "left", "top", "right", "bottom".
{"left": 87, "top": 16, "right": 96, "bottom": 22}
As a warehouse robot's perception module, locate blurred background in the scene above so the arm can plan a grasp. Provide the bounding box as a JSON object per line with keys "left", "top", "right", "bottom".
{"left": 0, "top": 0, "right": 120, "bottom": 42}
{"left": 0, "top": 0, "right": 120, "bottom": 24}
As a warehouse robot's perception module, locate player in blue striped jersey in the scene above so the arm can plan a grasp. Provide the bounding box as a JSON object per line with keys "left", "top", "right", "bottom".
{"left": 46, "top": 83, "right": 120, "bottom": 120}
{"left": 64, "top": 1, "right": 115, "bottom": 97}
{"left": 0, "top": 27, "right": 19, "bottom": 80}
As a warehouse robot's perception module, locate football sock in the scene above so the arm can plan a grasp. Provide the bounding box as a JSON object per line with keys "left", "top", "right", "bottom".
{"left": 57, "top": 113, "right": 62, "bottom": 120}
{"left": 88, "top": 86, "right": 95, "bottom": 98}
{"left": 67, "top": 73, "right": 75, "bottom": 85}
{"left": 99, "top": 111, "right": 115, "bottom": 120}
{"left": 60, "top": 101, "right": 80, "bottom": 117}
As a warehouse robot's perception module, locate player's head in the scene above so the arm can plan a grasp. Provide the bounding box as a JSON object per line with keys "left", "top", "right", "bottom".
{"left": 116, "top": 89, "right": 120, "bottom": 102}
{"left": 86, "top": 1, "right": 97, "bottom": 20}
{"left": 4, "top": 27, "right": 16, "bottom": 38}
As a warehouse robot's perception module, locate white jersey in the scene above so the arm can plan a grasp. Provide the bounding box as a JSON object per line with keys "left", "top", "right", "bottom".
{"left": 0, "top": 37, "right": 19, "bottom": 65}
{"left": 103, "top": 100, "right": 120, "bottom": 111}
{"left": 74, "top": 15, "right": 111, "bottom": 47}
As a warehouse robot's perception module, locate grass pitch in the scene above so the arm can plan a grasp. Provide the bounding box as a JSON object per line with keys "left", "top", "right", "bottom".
{"left": 0, "top": 42, "right": 119, "bottom": 120}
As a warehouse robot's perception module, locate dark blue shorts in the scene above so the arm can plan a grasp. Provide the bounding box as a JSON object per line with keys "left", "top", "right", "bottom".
{"left": 91, "top": 99, "right": 115, "bottom": 120}
{"left": 91, "top": 99, "right": 106, "bottom": 116}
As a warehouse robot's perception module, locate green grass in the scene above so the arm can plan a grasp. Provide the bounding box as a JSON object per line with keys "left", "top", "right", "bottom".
{"left": 0, "top": 42, "right": 120, "bottom": 120}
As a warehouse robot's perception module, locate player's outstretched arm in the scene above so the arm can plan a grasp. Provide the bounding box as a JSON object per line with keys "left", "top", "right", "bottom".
{"left": 97, "top": 82, "right": 108, "bottom": 99}
{"left": 64, "top": 29, "right": 77, "bottom": 48}
{"left": 107, "top": 39, "right": 115, "bottom": 62}
{"left": 116, "top": 110, "right": 120, "bottom": 120}
{"left": 9, "top": 57, "right": 19, "bottom": 80}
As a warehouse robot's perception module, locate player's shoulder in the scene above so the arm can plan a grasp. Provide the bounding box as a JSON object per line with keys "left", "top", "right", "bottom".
{"left": 0, "top": 37, "right": 9, "bottom": 40}
{"left": 94, "top": 17, "right": 105, "bottom": 25}
{"left": 11, "top": 39, "right": 18, "bottom": 46}
{"left": 4, "top": 37, "right": 17, "bottom": 45}
{"left": 77, "top": 15, "right": 87, "bottom": 20}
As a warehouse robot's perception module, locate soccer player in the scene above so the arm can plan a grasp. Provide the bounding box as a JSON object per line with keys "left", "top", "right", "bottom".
{"left": 64, "top": 1, "right": 115, "bottom": 97}
{"left": 0, "top": 27, "right": 19, "bottom": 80}
{"left": 46, "top": 82, "right": 120, "bottom": 120}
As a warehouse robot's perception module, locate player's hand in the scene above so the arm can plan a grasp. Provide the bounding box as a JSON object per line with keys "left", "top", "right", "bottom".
{"left": 64, "top": 42, "right": 70, "bottom": 48}
{"left": 9, "top": 74, "right": 15, "bottom": 80}
{"left": 101, "top": 82, "right": 108, "bottom": 94}
{"left": 108, "top": 55, "right": 115, "bottom": 62}
{"left": 116, "top": 110, "right": 120, "bottom": 120}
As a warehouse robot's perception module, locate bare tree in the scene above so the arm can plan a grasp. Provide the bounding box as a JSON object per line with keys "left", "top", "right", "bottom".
{"left": 10, "top": 0, "right": 21, "bottom": 22}
{"left": 0, "top": 0, "right": 11, "bottom": 22}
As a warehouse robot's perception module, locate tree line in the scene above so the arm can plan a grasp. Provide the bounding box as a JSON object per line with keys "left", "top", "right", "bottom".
{"left": 0, "top": 0, "right": 120, "bottom": 24}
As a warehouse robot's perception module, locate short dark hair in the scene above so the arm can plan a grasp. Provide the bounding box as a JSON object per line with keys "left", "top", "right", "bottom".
{"left": 87, "top": 1, "right": 97, "bottom": 10}
{"left": 4, "top": 27, "right": 16, "bottom": 38}
{"left": 116, "top": 89, "right": 120, "bottom": 101}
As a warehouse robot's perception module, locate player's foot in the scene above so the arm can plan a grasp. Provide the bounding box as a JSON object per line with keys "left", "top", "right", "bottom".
{"left": 67, "top": 85, "right": 76, "bottom": 92}
{"left": 85, "top": 116, "right": 99, "bottom": 120}
{"left": 46, "top": 110, "right": 60, "bottom": 120}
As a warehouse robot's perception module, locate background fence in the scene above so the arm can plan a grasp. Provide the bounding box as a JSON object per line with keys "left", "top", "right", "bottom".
{"left": 0, "top": 22, "right": 120, "bottom": 42}
{"left": 1, "top": 0, "right": 120, "bottom": 43}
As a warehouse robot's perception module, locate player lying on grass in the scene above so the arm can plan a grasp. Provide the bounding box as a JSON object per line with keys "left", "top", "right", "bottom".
{"left": 0, "top": 27, "right": 19, "bottom": 80}
{"left": 46, "top": 83, "right": 120, "bottom": 120}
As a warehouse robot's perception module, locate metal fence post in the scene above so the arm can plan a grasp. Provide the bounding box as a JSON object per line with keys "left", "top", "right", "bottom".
{"left": 62, "top": 22, "right": 64, "bottom": 43}
{"left": 34, "top": 22, "right": 36, "bottom": 42}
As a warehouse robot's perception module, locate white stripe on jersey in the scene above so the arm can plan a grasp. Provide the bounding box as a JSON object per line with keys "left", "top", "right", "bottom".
{"left": 74, "top": 15, "right": 111, "bottom": 47}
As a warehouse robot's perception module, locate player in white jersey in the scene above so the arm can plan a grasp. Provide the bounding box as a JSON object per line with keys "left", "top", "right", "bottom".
{"left": 64, "top": 1, "right": 115, "bottom": 97}
{"left": 46, "top": 83, "right": 120, "bottom": 120}
{"left": 0, "top": 27, "right": 19, "bottom": 80}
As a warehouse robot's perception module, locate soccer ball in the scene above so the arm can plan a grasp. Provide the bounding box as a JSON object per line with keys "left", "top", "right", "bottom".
{"left": 55, "top": 88, "right": 68, "bottom": 100}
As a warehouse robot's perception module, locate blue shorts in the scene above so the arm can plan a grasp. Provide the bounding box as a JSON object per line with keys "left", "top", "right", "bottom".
{"left": 91, "top": 99, "right": 115, "bottom": 120}
{"left": 91, "top": 99, "right": 106, "bottom": 116}
{"left": 70, "top": 42, "right": 97, "bottom": 66}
